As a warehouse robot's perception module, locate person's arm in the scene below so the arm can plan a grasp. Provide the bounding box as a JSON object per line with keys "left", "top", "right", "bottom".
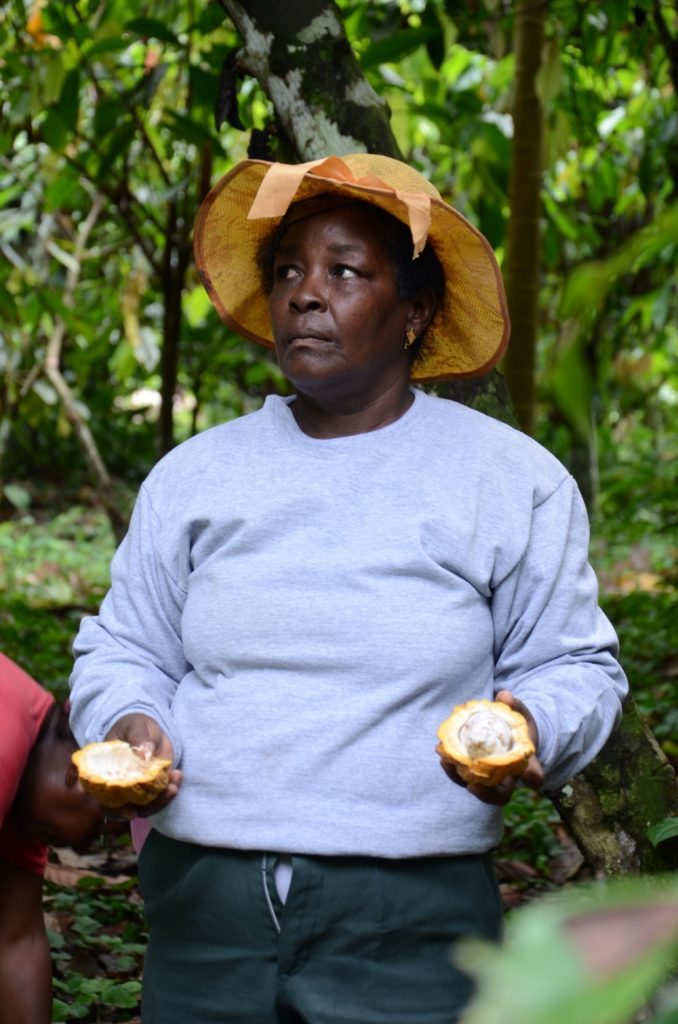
{"left": 69, "top": 481, "right": 190, "bottom": 757}
{"left": 0, "top": 860, "right": 52, "bottom": 1024}
{"left": 490, "top": 473, "right": 628, "bottom": 791}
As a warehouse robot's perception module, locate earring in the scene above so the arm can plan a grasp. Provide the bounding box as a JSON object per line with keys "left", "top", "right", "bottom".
{"left": 404, "top": 328, "right": 417, "bottom": 349}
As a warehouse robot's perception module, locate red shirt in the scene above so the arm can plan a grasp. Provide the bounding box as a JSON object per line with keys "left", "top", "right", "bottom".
{"left": 0, "top": 653, "right": 55, "bottom": 875}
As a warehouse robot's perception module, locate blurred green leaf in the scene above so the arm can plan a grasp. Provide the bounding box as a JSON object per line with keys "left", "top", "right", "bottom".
{"left": 124, "top": 17, "right": 180, "bottom": 44}
{"left": 536, "top": 37, "right": 563, "bottom": 105}
{"left": 549, "top": 333, "right": 593, "bottom": 441}
{"left": 59, "top": 68, "right": 80, "bottom": 133}
{"left": 41, "top": 106, "right": 68, "bottom": 151}
{"left": 0, "top": 281, "right": 19, "bottom": 323}
{"left": 648, "top": 819, "right": 678, "bottom": 849}
{"left": 459, "top": 878, "right": 678, "bottom": 1024}
{"left": 361, "top": 25, "right": 438, "bottom": 68}
{"left": 2, "top": 483, "right": 32, "bottom": 511}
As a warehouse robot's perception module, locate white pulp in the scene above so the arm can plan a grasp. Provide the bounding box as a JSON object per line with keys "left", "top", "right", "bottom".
{"left": 86, "top": 744, "right": 148, "bottom": 780}
{"left": 459, "top": 711, "right": 513, "bottom": 758}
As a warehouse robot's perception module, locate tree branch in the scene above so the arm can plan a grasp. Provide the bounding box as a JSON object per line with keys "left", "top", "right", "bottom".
{"left": 42, "top": 192, "right": 127, "bottom": 542}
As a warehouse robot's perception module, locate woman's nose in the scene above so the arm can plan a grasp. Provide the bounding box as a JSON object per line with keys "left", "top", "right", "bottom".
{"left": 289, "top": 271, "right": 326, "bottom": 312}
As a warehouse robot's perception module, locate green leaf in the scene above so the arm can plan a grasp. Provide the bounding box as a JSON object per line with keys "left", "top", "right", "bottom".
{"left": 93, "top": 98, "right": 127, "bottom": 138}
{"left": 536, "top": 37, "right": 563, "bottom": 105}
{"left": 84, "top": 36, "right": 131, "bottom": 58}
{"left": 59, "top": 68, "right": 80, "bottom": 134}
{"left": 43, "top": 168, "right": 85, "bottom": 211}
{"left": 39, "top": 292, "right": 90, "bottom": 336}
{"left": 648, "top": 818, "right": 678, "bottom": 848}
{"left": 41, "top": 107, "right": 68, "bottom": 152}
{"left": 124, "top": 17, "right": 181, "bottom": 45}
{"left": 108, "top": 339, "right": 138, "bottom": 381}
{"left": 0, "top": 282, "right": 19, "bottom": 323}
{"left": 606, "top": 0, "right": 630, "bottom": 31}
{"left": 96, "top": 121, "right": 135, "bottom": 175}
{"left": 421, "top": 6, "right": 445, "bottom": 69}
{"left": 459, "top": 878, "right": 678, "bottom": 1024}
{"left": 550, "top": 331, "right": 593, "bottom": 441}
{"left": 105, "top": 980, "right": 142, "bottom": 1008}
{"left": 2, "top": 483, "right": 32, "bottom": 511}
{"left": 44, "top": 53, "right": 66, "bottom": 105}
{"left": 189, "top": 64, "right": 219, "bottom": 108}
{"left": 361, "top": 25, "right": 438, "bottom": 68}
{"left": 163, "top": 110, "right": 218, "bottom": 149}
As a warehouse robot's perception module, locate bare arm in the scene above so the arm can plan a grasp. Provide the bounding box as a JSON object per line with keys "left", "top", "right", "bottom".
{"left": 0, "top": 860, "right": 52, "bottom": 1024}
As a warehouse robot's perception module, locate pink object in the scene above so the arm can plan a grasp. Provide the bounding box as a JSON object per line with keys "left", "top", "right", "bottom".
{"left": 131, "top": 816, "right": 152, "bottom": 854}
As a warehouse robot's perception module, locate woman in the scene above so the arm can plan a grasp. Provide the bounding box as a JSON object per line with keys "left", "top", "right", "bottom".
{"left": 69, "top": 154, "right": 628, "bottom": 1023}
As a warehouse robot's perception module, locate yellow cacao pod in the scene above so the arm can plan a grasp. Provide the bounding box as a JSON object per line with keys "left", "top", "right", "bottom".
{"left": 436, "top": 699, "right": 535, "bottom": 787}
{"left": 72, "top": 740, "right": 172, "bottom": 809}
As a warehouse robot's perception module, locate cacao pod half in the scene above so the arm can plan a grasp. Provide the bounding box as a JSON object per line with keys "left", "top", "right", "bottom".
{"left": 72, "top": 740, "right": 172, "bottom": 809}
{"left": 436, "top": 699, "right": 535, "bottom": 787}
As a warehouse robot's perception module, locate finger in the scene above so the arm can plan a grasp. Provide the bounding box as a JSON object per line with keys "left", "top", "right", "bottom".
{"left": 136, "top": 786, "right": 179, "bottom": 818}
{"left": 135, "top": 770, "right": 183, "bottom": 818}
{"left": 438, "top": 756, "right": 515, "bottom": 805}
{"left": 467, "top": 775, "right": 516, "bottom": 806}
{"left": 520, "top": 754, "right": 545, "bottom": 789}
{"left": 495, "top": 689, "right": 539, "bottom": 747}
{"left": 130, "top": 739, "right": 155, "bottom": 760}
{"left": 495, "top": 689, "right": 524, "bottom": 714}
{"left": 438, "top": 758, "right": 468, "bottom": 788}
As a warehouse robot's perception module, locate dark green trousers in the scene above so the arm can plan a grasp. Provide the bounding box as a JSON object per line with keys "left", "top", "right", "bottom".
{"left": 138, "top": 832, "right": 502, "bottom": 1024}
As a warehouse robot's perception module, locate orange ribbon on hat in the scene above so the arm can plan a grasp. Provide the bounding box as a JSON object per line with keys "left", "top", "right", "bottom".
{"left": 247, "top": 156, "right": 431, "bottom": 258}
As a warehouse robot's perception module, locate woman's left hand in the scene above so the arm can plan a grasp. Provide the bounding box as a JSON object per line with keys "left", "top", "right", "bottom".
{"left": 438, "top": 689, "right": 544, "bottom": 806}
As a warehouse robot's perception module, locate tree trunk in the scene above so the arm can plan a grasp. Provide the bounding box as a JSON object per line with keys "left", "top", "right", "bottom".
{"left": 502, "top": 0, "right": 546, "bottom": 436}
{"left": 436, "top": 369, "right": 519, "bottom": 428}
{"left": 549, "top": 696, "right": 678, "bottom": 874}
{"left": 218, "top": 0, "right": 401, "bottom": 159}
{"left": 159, "top": 200, "right": 194, "bottom": 456}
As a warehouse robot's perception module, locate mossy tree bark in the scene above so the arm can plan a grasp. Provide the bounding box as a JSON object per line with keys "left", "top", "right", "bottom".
{"left": 217, "top": 0, "right": 401, "bottom": 159}
{"left": 549, "top": 697, "right": 678, "bottom": 874}
{"left": 502, "top": 0, "right": 546, "bottom": 436}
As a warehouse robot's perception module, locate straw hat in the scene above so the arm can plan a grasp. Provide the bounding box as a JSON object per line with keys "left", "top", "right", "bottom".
{"left": 193, "top": 154, "right": 510, "bottom": 382}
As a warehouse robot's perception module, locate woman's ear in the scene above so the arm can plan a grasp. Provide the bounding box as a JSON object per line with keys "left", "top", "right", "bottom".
{"left": 408, "top": 287, "right": 438, "bottom": 338}
{"left": 65, "top": 760, "right": 79, "bottom": 789}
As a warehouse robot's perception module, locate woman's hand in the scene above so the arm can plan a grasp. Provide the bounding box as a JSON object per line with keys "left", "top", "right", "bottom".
{"left": 438, "top": 690, "right": 544, "bottom": 806}
{"left": 103, "top": 713, "right": 183, "bottom": 818}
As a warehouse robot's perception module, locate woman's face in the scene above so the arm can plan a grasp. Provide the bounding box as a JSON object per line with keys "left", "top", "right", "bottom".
{"left": 268, "top": 203, "right": 416, "bottom": 407}
{"left": 14, "top": 745, "right": 105, "bottom": 852}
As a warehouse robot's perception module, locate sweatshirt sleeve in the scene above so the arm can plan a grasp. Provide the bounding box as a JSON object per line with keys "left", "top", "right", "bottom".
{"left": 69, "top": 483, "right": 189, "bottom": 762}
{"left": 491, "top": 473, "right": 628, "bottom": 791}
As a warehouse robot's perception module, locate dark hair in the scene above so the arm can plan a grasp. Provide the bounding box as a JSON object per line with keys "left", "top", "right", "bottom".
{"left": 257, "top": 197, "right": 446, "bottom": 365}
{"left": 38, "top": 700, "right": 77, "bottom": 747}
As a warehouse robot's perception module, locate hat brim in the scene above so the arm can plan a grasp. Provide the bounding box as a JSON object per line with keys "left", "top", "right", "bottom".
{"left": 194, "top": 159, "right": 510, "bottom": 382}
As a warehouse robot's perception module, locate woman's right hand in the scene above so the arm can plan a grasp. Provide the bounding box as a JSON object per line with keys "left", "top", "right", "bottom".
{"left": 104, "top": 713, "right": 183, "bottom": 818}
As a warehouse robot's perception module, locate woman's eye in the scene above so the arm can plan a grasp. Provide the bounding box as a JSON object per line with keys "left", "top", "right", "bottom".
{"left": 274, "top": 265, "right": 300, "bottom": 281}
{"left": 334, "top": 265, "right": 358, "bottom": 279}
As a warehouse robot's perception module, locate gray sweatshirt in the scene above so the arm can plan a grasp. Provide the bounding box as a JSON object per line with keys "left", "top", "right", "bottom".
{"left": 69, "top": 390, "right": 628, "bottom": 858}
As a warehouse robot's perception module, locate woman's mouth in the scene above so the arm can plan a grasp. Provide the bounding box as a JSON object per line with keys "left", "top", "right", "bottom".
{"left": 287, "top": 333, "right": 334, "bottom": 348}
